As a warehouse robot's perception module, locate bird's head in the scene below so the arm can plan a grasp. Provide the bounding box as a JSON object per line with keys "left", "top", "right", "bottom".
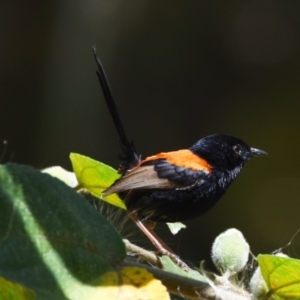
{"left": 190, "top": 134, "right": 267, "bottom": 172}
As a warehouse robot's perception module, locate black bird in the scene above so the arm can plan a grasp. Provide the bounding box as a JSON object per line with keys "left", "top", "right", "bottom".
{"left": 104, "top": 134, "right": 267, "bottom": 223}
{"left": 92, "top": 47, "right": 267, "bottom": 264}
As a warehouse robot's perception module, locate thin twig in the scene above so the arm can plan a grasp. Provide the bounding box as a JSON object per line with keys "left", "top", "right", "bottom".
{"left": 123, "top": 239, "right": 163, "bottom": 268}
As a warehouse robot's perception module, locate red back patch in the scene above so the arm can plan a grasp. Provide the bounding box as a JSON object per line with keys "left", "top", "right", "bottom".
{"left": 142, "top": 149, "right": 212, "bottom": 173}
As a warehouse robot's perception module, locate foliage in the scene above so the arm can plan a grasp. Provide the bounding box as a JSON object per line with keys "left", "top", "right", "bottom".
{"left": 258, "top": 254, "right": 300, "bottom": 300}
{"left": 1, "top": 159, "right": 300, "bottom": 299}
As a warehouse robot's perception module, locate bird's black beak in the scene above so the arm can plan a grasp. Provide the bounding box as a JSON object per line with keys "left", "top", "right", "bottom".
{"left": 250, "top": 148, "right": 267, "bottom": 156}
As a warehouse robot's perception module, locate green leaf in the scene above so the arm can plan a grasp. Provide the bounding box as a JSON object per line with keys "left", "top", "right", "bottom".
{"left": 258, "top": 254, "right": 300, "bottom": 300}
{"left": 42, "top": 166, "right": 78, "bottom": 188}
{"left": 70, "top": 153, "right": 126, "bottom": 209}
{"left": 0, "top": 163, "right": 126, "bottom": 300}
{"left": 160, "top": 256, "right": 208, "bottom": 283}
{"left": 0, "top": 276, "right": 36, "bottom": 300}
{"left": 166, "top": 222, "right": 186, "bottom": 235}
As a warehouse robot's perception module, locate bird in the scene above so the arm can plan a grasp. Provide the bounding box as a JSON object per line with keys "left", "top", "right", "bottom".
{"left": 92, "top": 47, "right": 267, "bottom": 264}
{"left": 104, "top": 133, "right": 267, "bottom": 223}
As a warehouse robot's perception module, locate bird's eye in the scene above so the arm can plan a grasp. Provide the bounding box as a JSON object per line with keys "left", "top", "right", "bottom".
{"left": 233, "top": 144, "right": 242, "bottom": 155}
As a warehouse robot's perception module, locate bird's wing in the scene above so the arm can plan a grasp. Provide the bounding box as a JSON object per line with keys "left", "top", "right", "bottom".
{"left": 104, "top": 149, "right": 211, "bottom": 195}
{"left": 103, "top": 165, "right": 177, "bottom": 195}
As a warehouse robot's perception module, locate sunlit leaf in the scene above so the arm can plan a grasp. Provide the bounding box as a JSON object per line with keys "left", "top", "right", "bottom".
{"left": 70, "top": 153, "right": 126, "bottom": 209}
{"left": 166, "top": 222, "right": 186, "bottom": 235}
{"left": 98, "top": 266, "right": 170, "bottom": 300}
{"left": 258, "top": 254, "right": 300, "bottom": 300}
{"left": 42, "top": 166, "right": 78, "bottom": 188}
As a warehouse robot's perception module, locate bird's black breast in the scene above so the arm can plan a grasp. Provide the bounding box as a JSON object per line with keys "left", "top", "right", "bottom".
{"left": 124, "top": 176, "right": 226, "bottom": 222}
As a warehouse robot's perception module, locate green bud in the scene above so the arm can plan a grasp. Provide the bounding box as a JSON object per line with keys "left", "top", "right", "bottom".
{"left": 211, "top": 228, "right": 249, "bottom": 277}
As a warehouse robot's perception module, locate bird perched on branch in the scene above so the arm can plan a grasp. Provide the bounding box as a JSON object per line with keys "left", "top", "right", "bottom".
{"left": 92, "top": 47, "right": 267, "bottom": 264}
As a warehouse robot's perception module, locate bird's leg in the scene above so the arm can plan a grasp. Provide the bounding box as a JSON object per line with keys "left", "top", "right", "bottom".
{"left": 129, "top": 212, "right": 189, "bottom": 270}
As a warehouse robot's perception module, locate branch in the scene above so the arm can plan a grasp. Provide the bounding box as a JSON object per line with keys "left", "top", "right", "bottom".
{"left": 123, "top": 241, "right": 252, "bottom": 300}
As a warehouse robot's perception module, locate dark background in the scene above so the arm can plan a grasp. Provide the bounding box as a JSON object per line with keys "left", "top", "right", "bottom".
{"left": 1, "top": 1, "right": 300, "bottom": 269}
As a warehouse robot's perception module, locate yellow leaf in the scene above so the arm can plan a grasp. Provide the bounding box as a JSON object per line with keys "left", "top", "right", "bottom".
{"left": 96, "top": 266, "right": 170, "bottom": 300}
{"left": 0, "top": 276, "right": 36, "bottom": 300}
{"left": 70, "top": 153, "right": 126, "bottom": 209}
{"left": 258, "top": 254, "right": 300, "bottom": 300}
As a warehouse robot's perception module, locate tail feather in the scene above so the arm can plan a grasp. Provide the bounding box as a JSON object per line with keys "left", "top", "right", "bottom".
{"left": 92, "top": 46, "right": 140, "bottom": 174}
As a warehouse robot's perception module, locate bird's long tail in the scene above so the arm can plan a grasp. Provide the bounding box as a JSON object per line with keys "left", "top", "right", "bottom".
{"left": 92, "top": 46, "right": 140, "bottom": 174}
